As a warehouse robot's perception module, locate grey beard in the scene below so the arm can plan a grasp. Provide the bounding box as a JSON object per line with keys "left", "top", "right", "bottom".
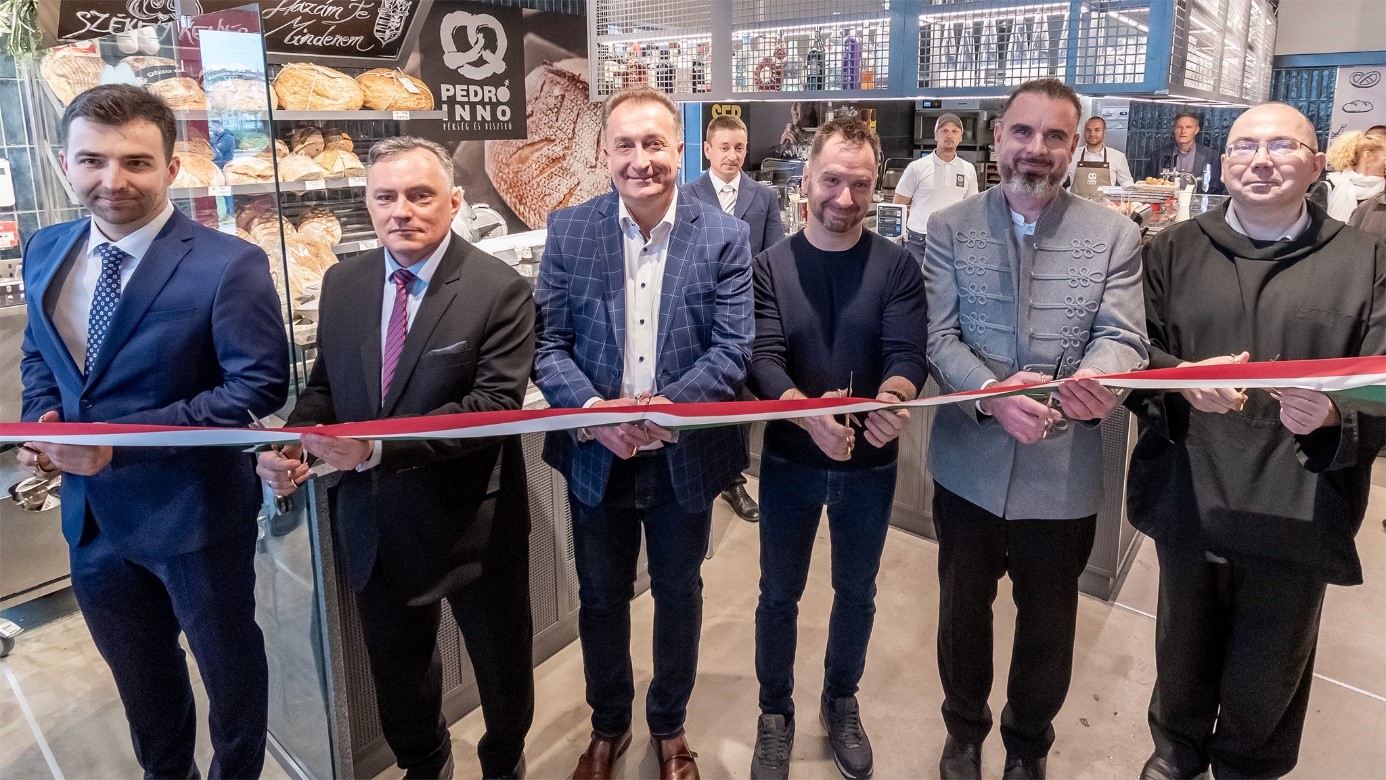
{"left": 1003, "top": 170, "right": 1063, "bottom": 199}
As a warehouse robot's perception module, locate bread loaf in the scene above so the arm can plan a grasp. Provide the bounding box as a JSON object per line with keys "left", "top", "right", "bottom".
{"left": 356, "top": 68, "right": 434, "bottom": 111}
{"left": 175, "top": 132, "right": 215, "bottom": 160}
{"left": 277, "top": 152, "right": 328, "bottom": 182}
{"left": 285, "top": 237, "right": 338, "bottom": 300}
{"left": 290, "top": 126, "right": 324, "bottom": 157}
{"left": 485, "top": 59, "right": 608, "bottom": 230}
{"left": 274, "top": 63, "right": 364, "bottom": 111}
{"left": 171, "top": 153, "right": 225, "bottom": 188}
{"left": 321, "top": 127, "right": 353, "bottom": 152}
{"left": 206, "top": 78, "right": 269, "bottom": 111}
{"left": 40, "top": 47, "right": 104, "bottom": 106}
{"left": 255, "top": 140, "right": 291, "bottom": 160}
{"left": 122, "top": 56, "right": 207, "bottom": 109}
{"left": 250, "top": 214, "right": 296, "bottom": 248}
{"left": 223, "top": 156, "right": 276, "bottom": 184}
{"left": 314, "top": 148, "right": 366, "bottom": 179}
{"left": 297, "top": 208, "right": 342, "bottom": 246}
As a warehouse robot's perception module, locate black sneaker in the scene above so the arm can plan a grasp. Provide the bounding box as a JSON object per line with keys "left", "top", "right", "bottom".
{"left": 820, "top": 696, "right": 872, "bottom": 779}
{"left": 750, "top": 713, "right": 794, "bottom": 780}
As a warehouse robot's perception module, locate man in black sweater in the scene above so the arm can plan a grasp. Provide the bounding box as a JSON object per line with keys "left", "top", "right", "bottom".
{"left": 746, "top": 117, "right": 929, "bottom": 780}
{"left": 1129, "top": 102, "right": 1386, "bottom": 780}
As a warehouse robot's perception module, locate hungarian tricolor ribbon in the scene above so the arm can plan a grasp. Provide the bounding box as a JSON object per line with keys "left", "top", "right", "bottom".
{"left": 4, "top": 356, "right": 1385, "bottom": 447}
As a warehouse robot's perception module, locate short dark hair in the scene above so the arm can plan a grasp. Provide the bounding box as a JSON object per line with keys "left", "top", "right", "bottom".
{"left": 1367, "top": 124, "right": 1386, "bottom": 137}
{"left": 808, "top": 116, "right": 881, "bottom": 166}
{"left": 62, "top": 84, "right": 176, "bottom": 160}
{"left": 1085, "top": 115, "right": 1107, "bottom": 127}
{"left": 1001, "top": 78, "right": 1081, "bottom": 124}
{"left": 706, "top": 114, "right": 747, "bottom": 138}
{"left": 1174, "top": 112, "right": 1202, "bottom": 128}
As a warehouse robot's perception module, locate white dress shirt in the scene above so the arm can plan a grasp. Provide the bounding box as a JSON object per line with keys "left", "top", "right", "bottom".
{"left": 710, "top": 170, "right": 739, "bottom": 214}
{"left": 896, "top": 152, "right": 979, "bottom": 234}
{"left": 618, "top": 192, "right": 677, "bottom": 401}
{"left": 1066, "top": 145, "right": 1134, "bottom": 187}
{"left": 358, "top": 233, "right": 452, "bottom": 472}
{"left": 1225, "top": 202, "right": 1310, "bottom": 242}
{"left": 54, "top": 201, "right": 176, "bottom": 366}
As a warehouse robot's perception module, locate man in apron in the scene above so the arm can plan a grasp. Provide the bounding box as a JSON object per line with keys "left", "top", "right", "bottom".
{"left": 1068, "top": 116, "right": 1133, "bottom": 199}
{"left": 894, "top": 113, "right": 979, "bottom": 265}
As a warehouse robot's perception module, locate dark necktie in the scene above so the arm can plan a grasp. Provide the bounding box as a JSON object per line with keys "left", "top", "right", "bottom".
{"left": 85, "top": 242, "right": 129, "bottom": 376}
{"left": 381, "top": 267, "right": 416, "bottom": 401}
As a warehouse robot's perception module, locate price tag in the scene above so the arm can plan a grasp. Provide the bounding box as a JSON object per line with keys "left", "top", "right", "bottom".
{"left": 357, "top": 238, "right": 380, "bottom": 251}
{"left": 208, "top": 185, "right": 232, "bottom": 196}
{"left": 347, "top": 176, "right": 367, "bottom": 188}
{"left": 303, "top": 179, "right": 326, "bottom": 190}
{"left": 392, "top": 111, "right": 411, "bottom": 121}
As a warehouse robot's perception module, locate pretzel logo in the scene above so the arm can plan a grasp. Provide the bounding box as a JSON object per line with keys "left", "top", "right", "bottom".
{"left": 440, "top": 11, "right": 507, "bottom": 81}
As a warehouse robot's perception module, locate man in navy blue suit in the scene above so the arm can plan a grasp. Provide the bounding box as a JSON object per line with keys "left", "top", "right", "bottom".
{"left": 18, "top": 84, "right": 289, "bottom": 779}
{"left": 682, "top": 113, "right": 786, "bottom": 523}
{"left": 536, "top": 85, "right": 753, "bottom": 780}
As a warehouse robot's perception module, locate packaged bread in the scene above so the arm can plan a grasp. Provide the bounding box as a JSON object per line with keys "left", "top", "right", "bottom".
{"left": 356, "top": 68, "right": 434, "bottom": 111}
{"left": 273, "top": 63, "right": 364, "bottom": 111}
{"left": 175, "top": 132, "right": 215, "bottom": 160}
{"left": 223, "top": 156, "right": 276, "bottom": 184}
{"left": 122, "top": 56, "right": 207, "bottom": 109}
{"left": 277, "top": 152, "right": 328, "bottom": 182}
{"left": 290, "top": 126, "right": 324, "bottom": 157}
{"left": 314, "top": 148, "right": 366, "bottom": 179}
{"left": 321, "top": 127, "right": 353, "bottom": 152}
{"left": 206, "top": 78, "right": 269, "bottom": 111}
{"left": 485, "top": 59, "right": 608, "bottom": 230}
{"left": 40, "top": 46, "right": 104, "bottom": 106}
{"left": 171, "top": 153, "right": 226, "bottom": 188}
{"left": 297, "top": 208, "right": 343, "bottom": 246}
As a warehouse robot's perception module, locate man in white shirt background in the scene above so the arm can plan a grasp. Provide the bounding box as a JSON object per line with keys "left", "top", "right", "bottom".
{"left": 894, "top": 113, "right": 979, "bottom": 265}
{"left": 1067, "top": 115, "right": 1134, "bottom": 198}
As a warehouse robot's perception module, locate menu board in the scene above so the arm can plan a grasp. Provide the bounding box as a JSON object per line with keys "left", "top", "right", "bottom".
{"left": 58, "top": 0, "right": 423, "bottom": 61}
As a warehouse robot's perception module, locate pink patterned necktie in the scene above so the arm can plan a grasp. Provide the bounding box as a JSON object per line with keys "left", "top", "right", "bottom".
{"left": 381, "top": 267, "right": 416, "bottom": 401}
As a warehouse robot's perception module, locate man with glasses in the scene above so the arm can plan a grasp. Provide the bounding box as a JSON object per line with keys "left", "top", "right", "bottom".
{"left": 923, "top": 78, "right": 1147, "bottom": 780}
{"left": 1127, "top": 102, "right": 1386, "bottom": 780}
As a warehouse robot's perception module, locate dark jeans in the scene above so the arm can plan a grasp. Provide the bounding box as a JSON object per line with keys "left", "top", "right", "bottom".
{"left": 755, "top": 452, "right": 897, "bottom": 719}
{"left": 571, "top": 454, "right": 712, "bottom": 738}
{"left": 70, "top": 530, "right": 266, "bottom": 780}
{"left": 1149, "top": 542, "right": 1326, "bottom": 779}
{"left": 904, "top": 229, "right": 926, "bottom": 267}
{"left": 932, "top": 483, "right": 1096, "bottom": 760}
{"left": 355, "top": 536, "right": 534, "bottom": 779}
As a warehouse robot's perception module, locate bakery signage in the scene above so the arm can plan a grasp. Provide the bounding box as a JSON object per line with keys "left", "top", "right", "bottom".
{"left": 420, "top": 2, "right": 527, "bottom": 140}
{"left": 59, "top": 0, "right": 422, "bottom": 60}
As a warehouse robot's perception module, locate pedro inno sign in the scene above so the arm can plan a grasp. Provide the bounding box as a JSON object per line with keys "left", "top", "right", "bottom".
{"left": 422, "top": 2, "right": 527, "bottom": 140}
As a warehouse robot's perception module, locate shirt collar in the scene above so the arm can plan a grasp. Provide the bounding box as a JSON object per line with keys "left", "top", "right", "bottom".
{"left": 87, "top": 200, "right": 175, "bottom": 260}
{"left": 618, "top": 190, "right": 679, "bottom": 243}
{"left": 384, "top": 231, "right": 451, "bottom": 286}
{"left": 1008, "top": 208, "right": 1037, "bottom": 236}
{"left": 709, "top": 170, "right": 739, "bottom": 191}
{"left": 1224, "top": 201, "right": 1309, "bottom": 241}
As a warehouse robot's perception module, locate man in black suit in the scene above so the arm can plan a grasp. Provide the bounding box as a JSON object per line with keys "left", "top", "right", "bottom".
{"left": 1146, "top": 112, "right": 1223, "bottom": 194}
{"left": 682, "top": 113, "right": 786, "bottom": 522}
{"left": 258, "top": 137, "right": 535, "bottom": 780}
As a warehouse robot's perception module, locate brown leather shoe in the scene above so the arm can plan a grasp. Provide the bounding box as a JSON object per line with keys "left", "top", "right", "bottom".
{"left": 571, "top": 730, "right": 632, "bottom": 780}
{"left": 651, "top": 733, "right": 701, "bottom": 780}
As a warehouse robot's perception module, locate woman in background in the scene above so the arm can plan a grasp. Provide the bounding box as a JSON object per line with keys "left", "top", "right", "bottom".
{"left": 1324, "top": 131, "right": 1385, "bottom": 221}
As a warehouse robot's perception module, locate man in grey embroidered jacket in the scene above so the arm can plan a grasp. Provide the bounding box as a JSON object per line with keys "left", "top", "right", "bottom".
{"left": 922, "top": 78, "right": 1148, "bottom": 780}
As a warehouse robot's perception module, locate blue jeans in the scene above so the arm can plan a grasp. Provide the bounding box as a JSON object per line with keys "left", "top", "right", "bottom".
{"left": 904, "top": 229, "right": 927, "bottom": 268}
{"left": 755, "top": 451, "right": 898, "bottom": 719}
{"left": 570, "top": 454, "right": 713, "bottom": 738}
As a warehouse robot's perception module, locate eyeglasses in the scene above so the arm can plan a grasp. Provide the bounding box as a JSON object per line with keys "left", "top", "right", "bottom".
{"left": 1224, "top": 139, "right": 1316, "bottom": 161}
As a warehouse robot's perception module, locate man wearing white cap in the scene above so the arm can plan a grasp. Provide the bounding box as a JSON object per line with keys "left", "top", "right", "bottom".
{"left": 894, "top": 113, "right": 979, "bottom": 265}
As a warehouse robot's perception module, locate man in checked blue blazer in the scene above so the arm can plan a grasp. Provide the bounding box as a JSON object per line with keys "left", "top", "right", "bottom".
{"left": 536, "top": 85, "right": 753, "bottom": 780}
{"left": 682, "top": 113, "right": 786, "bottom": 523}
{"left": 17, "top": 85, "right": 288, "bottom": 778}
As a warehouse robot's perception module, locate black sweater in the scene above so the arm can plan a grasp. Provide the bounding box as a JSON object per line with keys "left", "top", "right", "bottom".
{"left": 1127, "top": 201, "right": 1386, "bottom": 585}
{"left": 749, "top": 230, "right": 930, "bottom": 469}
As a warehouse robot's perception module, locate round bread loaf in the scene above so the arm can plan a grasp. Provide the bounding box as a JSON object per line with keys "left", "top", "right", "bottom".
{"left": 223, "top": 156, "right": 276, "bottom": 184}
{"left": 315, "top": 148, "right": 366, "bottom": 179}
{"left": 172, "top": 153, "right": 225, "bottom": 188}
{"left": 40, "top": 47, "right": 104, "bottom": 106}
{"left": 206, "top": 77, "right": 269, "bottom": 111}
{"left": 274, "top": 63, "right": 364, "bottom": 111}
{"left": 356, "top": 68, "right": 434, "bottom": 111}
{"left": 277, "top": 152, "right": 328, "bottom": 182}
{"left": 290, "top": 126, "right": 325, "bottom": 157}
{"left": 175, "top": 132, "right": 215, "bottom": 160}
{"left": 485, "top": 59, "right": 607, "bottom": 230}
{"left": 321, "top": 127, "right": 353, "bottom": 152}
{"left": 297, "top": 207, "right": 343, "bottom": 246}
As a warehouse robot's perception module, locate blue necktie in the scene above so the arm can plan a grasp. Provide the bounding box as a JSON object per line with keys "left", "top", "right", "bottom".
{"left": 85, "top": 243, "right": 129, "bottom": 376}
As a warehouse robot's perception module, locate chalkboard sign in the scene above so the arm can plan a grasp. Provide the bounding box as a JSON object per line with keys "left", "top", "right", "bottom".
{"left": 58, "top": 0, "right": 423, "bottom": 61}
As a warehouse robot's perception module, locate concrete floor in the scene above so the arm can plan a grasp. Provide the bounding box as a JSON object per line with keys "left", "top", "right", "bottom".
{"left": 3, "top": 468, "right": 1385, "bottom": 779}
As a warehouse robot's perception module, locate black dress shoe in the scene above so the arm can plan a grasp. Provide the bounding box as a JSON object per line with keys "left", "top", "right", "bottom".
{"left": 939, "top": 736, "right": 981, "bottom": 780}
{"left": 486, "top": 754, "right": 525, "bottom": 780}
{"left": 1140, "top": 753, "right": 1202, "bottom": 780}
{"left": 1002, "top": 755, "right": 1046, "bottom": 780}
{"left": 721, "top": 483, "right": 760, "bottom": 522}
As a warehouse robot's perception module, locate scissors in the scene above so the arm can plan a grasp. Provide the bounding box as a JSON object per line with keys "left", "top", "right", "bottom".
{"left": 248, "top": 411, "right": 293, "bottom": 514}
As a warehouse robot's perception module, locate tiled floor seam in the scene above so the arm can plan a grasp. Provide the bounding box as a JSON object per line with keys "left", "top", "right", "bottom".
{"left": 1113, "top": 600, "right": 1386, "bottom": 703}
{"left": 1, "top": 659, "right": 65, "bottom": 780}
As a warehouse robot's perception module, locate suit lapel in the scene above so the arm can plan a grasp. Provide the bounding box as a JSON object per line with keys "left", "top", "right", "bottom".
{"left": 656, "top": 199, "right": 699, "bottom": 359}
{"left": 29, "top": 221, "right": 87, "bottom": 392}
{"left": 381, "top": 242, "right": 463, "bottom": 416}
{"left": 355, "top": 253, "right": 387, "bottom": 416}
{"left": 693, "top": 174, "right": 718, "bottom": 208}
{"left": 85, "top": 212, "right": 193, "bottom": 388}
{"left": 598, "top": 194, "right": 627, "bottom": 364}
{"left": 734, "top": 172, "right": 755, "bottom": 219}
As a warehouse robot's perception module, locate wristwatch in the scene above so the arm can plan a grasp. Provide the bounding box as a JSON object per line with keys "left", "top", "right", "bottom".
{"left": 879, "top": 388, "right": 909, "bottom": 403}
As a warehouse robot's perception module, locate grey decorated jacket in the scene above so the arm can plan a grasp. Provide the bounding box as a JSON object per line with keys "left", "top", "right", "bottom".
{"left": 923, "top": 186, "right": 1149, "bottom": 519}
